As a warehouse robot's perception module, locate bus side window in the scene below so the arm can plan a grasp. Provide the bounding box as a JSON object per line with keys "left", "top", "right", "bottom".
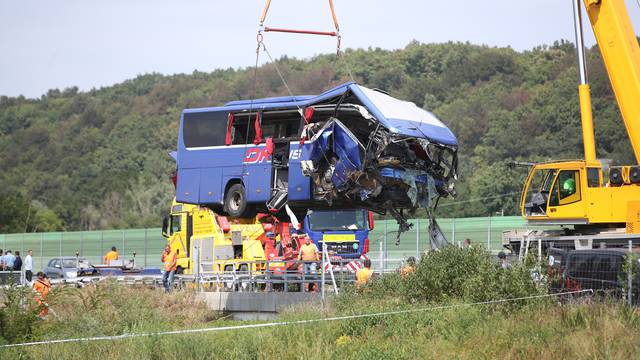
{"left": 261, "top": 112, "right": 300, "bottom": 139}
{"left": 231, "top": 114, "right": 257, "bottom": 145}
{"left": 183, "top": 111, "right": 227, "bottom": 148}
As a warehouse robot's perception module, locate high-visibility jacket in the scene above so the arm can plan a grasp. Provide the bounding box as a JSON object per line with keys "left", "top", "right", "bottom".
{"left": 103, "top": 250, "right": 118, "bottom": 264}
{"left": 34, "top": 278, "right": 51, "bottom": 316}
{"left": 34, "top": 279, "right": 51, "bottom": 301}
{"left": 356, "top": 267, "right": 373, "bottom": 286}
{"left": 400, "top": 265, "right": 415, "bottom": 279}
{"left": 162, "top": 251, "right": 177, "bottom": 272}
{"left": 299, "top": 243, "right": 318, "bottom": 261}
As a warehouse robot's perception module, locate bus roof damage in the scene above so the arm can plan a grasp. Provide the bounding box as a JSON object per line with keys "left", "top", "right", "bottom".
{"left": 290, "top": 83, "right": 458, "bottom": 246}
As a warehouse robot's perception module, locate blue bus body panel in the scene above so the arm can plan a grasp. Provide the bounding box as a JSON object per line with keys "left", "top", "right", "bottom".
{"left": 176, "top": 82, "right": 457, "bottom": 206}
{"left": 330, "top": 121, "right": 363, "bottom": 190}
{"left": 177, "top": 168, "right": 200, "bottom": 204}
{"left": 287, "top": 143, "right": 312, "bottom": 201}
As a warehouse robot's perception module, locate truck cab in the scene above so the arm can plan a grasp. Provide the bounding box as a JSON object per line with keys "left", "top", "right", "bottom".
{"left": 304, "top": 209, "right": 373, "bottom": 258}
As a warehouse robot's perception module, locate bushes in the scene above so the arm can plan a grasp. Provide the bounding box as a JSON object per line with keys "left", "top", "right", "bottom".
{"left": 336, "top": 245, "right": 544, "bottom": 314}
{"left": 403, "top": 245, "right": 542, "bottom": 303}
{"left": 0, "top": 285, "right": 39, "bottom": 344}
{"left": 0, "top": 280, "right": 220, "bottom": 346}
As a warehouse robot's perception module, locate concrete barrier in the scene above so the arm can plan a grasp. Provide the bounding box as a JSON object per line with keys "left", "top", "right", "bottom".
{"left": 198, "top": 292, "right": 321, "bottom": 319}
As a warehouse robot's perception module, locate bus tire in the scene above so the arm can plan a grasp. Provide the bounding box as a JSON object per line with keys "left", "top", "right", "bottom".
{"left": 224, "top": 183, "right": 254, "bottom": 218}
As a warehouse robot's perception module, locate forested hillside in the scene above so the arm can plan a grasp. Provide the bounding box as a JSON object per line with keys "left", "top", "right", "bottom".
{"left": 0, "top": 40, "right": 632, "bottom": 232}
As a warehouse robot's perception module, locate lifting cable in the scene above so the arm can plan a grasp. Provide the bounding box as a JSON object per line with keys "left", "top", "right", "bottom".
{"left": 254, "top": 1, "right": 350, "bottom": 147}
{"left": 259, "top": 0, "right": 341, "bottom": 55}
{"left": 256, "top": 0, "right": 354, "bottom": 82}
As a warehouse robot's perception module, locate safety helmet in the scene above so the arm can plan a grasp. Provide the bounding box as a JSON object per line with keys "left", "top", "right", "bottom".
{"left": 562, "top": 178, "right": 575, "bottom": 193}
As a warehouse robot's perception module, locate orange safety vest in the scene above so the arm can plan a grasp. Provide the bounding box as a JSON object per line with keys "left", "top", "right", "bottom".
{"left": 34, "top": 279, "right": 50, "bottom": 299}
{"left": 299, "top": 243, "right": 318, "bottom": 261}
{"left": 103, "top": 250, "right": 118, "bottom": 263}
{"left": 162, "top": 251, "right": 177, "bottom": 272}
{"left": 356, "top": 267, "right": 372, "bottom": 286}
{"left": 400, "top": 265, "right": 415, "bottom": 279}
{"left": 33, "top": 278, "right": 51, "bottom": 316}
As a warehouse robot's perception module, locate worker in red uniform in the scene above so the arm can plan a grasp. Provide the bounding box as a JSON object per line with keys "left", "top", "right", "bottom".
{"left": 33, "top": 271, "right": 51, "bottom": 318}
{"left": 161, "top": 245, "right": 177, "bottom": 293}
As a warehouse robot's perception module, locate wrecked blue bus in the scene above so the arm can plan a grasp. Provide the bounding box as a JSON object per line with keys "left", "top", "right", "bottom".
{"left": 175, "top": 82, "right": 458, "bottom": 243}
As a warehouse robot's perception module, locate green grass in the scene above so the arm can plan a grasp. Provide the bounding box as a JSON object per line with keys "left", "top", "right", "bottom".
{"left": 1, "top": 295, "right": 639, "bottom": 359}
{"left": 1, "top": 246, "right": 639, "bottom": 359}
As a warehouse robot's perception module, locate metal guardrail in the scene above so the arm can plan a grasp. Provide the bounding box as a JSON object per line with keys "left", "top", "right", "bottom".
{"left": 189, "top": 258, "right": 360, "bottom": 293}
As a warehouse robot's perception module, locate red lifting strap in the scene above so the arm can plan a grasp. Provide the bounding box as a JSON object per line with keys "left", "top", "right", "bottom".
{"left": 225, "top": 113, "right": 235, "bottom": 146}
{"left": 299, "top": 107, "right": 315, "bottom": 146}
{"left": 303, "top": 107, "right": 315, "bottom": 124}
{"left": 266, "top": 137, "right": 274, "bottom": 155}
{"left": 264, "top": 27, "right": 337, "bottom": 37}
{"left": 253, "top": 112, "right": 263, "bottom": 145}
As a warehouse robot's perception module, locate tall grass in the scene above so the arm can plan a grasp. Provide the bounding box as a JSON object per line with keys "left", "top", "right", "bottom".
{"left": 1, "top": 247, "right": 639, "bottom": 359}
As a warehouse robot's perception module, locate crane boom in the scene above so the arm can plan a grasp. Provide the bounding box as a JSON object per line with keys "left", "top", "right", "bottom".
{"left": 583, "top": 0, "right": 640, "bottom": 164}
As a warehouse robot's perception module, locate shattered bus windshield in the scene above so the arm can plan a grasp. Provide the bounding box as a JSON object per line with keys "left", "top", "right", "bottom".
{"left": 307, "top": 210, "right": 366, "bottom": 231}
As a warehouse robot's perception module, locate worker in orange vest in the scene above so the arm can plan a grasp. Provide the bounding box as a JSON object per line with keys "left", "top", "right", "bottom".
{"left": 33, "top": 271, "right": 51, "bottom": 318}
{"left": 400, "top": 257, "right": 416, "bottom": 279}
{"left": 355, "top": 259, "right": 373, "bottom": 287}
{"left": 297, "top": 234, "right": 319, "bottom": 292}
{"left": 103, "top": 246, "right": 119, "bottom": 264}
{"left": 161, "top": 245, "right": 177, "bottom": 293}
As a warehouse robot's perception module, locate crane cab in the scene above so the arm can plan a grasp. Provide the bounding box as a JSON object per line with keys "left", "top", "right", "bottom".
{"left": 521, "top": 160, "right": 640, "bottom": 228}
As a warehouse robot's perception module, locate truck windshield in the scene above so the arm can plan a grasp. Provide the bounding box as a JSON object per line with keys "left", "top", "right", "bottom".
{"left": 307, "top": 210, "right": 366, "bottom": 231}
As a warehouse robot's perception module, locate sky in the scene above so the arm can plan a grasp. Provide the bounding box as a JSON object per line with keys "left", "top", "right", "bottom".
{"left": 2, "top": 0, "right": 640, "bottom": 98}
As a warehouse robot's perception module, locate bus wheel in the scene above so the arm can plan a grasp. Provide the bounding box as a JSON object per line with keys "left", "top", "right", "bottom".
{"left": 224, "top": 183, "right": 254, "bottom": 218}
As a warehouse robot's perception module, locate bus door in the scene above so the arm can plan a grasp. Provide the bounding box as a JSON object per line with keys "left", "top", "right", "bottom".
{"left": 258, "top": 110, "right": 305, "bottom": 208}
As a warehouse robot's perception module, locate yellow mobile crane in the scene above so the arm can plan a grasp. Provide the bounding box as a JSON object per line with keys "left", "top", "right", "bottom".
{"left": 507, "top": 0, "right": 640, "bottom": 252}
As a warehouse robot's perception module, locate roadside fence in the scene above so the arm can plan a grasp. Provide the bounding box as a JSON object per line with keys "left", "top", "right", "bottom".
{"left": 0, "top": 216, "right": 525, "bottom": 273}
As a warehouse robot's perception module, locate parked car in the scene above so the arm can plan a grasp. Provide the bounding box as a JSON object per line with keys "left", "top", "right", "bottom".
{"left": 547, "top": 248, "right": 640, "bottom": 301}
{"left": 43, "top": 257, "right": 99, "bottom": 280}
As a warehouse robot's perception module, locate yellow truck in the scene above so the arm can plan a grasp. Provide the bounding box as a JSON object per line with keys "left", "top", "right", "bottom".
{"left": 161, "top": 199, "right": 271, "bottom": 275}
